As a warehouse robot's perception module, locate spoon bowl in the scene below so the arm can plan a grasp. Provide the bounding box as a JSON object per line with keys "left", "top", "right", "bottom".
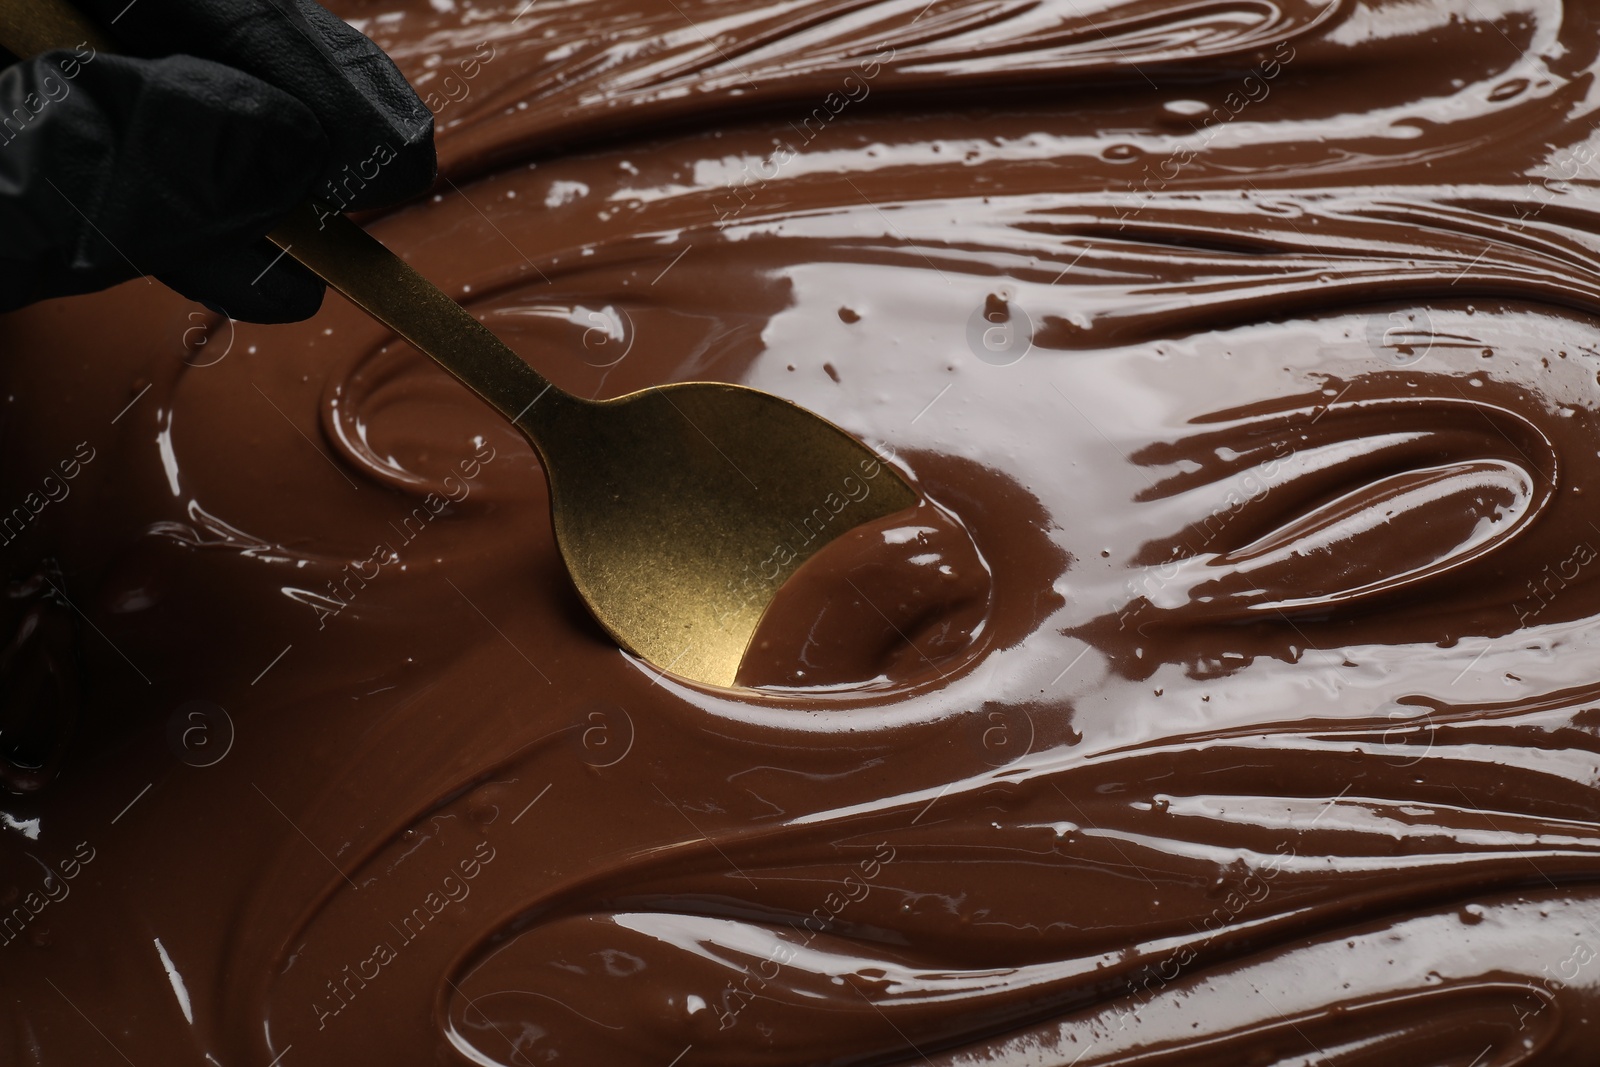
{"left": 273, "top": 206, "right": 919, "bottom": 687}
{"left": 2, "top": 0, "right": 919, "bottom": 687}
{"left": 536, "top": 380, "right": 915, "bottom": 685}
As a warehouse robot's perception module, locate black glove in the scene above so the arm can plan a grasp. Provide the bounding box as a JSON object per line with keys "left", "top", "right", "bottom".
{"left": 0, "top": 0, "right": 434, "bottom": 323}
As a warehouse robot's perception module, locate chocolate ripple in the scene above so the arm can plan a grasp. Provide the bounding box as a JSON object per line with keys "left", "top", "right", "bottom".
{"left": 10, "top": 0, "right": 1600, "bottom": 1064}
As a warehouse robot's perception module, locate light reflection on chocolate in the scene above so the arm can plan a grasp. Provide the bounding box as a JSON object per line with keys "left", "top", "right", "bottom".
{"left": 5, "top": 0, "right": 1600, "bottom": 1063}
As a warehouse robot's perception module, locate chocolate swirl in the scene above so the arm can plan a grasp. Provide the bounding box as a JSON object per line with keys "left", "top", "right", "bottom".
{"left": 7, "top": 0, "right": 1600, "bottom": 1064}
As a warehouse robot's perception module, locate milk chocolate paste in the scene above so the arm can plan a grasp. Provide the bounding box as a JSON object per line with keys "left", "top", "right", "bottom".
{"left": 5, "top": 0, "right": 1600, "bottom": 1062}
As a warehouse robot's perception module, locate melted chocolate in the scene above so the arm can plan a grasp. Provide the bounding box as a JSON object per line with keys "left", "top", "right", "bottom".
{"left": 5, "top": 0, "right": 1600, "bottom": 1063}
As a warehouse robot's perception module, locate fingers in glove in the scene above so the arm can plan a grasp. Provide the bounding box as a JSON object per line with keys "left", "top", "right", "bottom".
{"left": 0, "top": 51, "right": 328, "bottom": 308}
{"left": 158, "top": 240, "right": 325, "bottom": 324}
{"left": 76, "top": 0, "right": 435, "bottom": 211}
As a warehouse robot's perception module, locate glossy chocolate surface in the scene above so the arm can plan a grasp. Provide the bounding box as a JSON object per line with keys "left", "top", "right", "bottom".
{"left": 6, "top": 0, "right": 1600, "bottom": 1062}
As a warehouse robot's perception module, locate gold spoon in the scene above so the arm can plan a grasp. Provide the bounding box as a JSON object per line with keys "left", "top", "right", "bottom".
{"left": 1, "top": 0, "right": 918, "bottom": 687}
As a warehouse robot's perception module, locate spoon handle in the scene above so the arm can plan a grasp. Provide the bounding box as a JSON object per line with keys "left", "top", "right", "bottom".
{"left": 0, "top": 0, "right": 575, "bottom": 437}
{"left": 267, "top": 203, "right": 570, "bottom": 431}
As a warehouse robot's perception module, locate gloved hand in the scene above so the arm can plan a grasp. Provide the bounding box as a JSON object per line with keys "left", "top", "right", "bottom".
{"left": 0, "top": 0, "right": 434, "bottom": 323}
